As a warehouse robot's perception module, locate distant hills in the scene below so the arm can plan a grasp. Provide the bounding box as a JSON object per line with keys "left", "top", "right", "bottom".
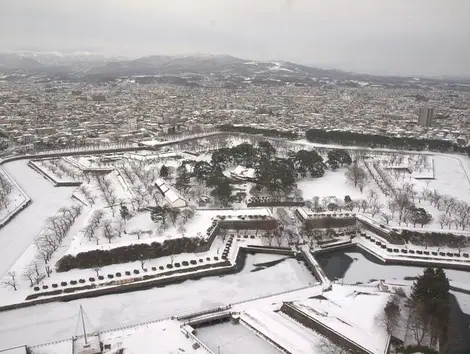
{"left": 0, "top": 52, "right": 469, "bottom": 85}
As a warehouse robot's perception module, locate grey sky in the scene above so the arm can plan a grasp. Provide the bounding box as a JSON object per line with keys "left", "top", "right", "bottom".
{"left": 1, "top": 0, "right": 469, "bottom": 77}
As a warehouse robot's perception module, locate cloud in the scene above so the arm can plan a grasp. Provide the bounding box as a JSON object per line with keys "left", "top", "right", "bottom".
{"left": 0, "top": 0, "right": 469, "bottom": 76}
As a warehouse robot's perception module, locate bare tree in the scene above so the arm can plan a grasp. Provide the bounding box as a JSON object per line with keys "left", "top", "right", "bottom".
{"left": 22, "top": 266, "right": 35, "bottom": 287}
{"left": 370, "top": 200, "right": 384, "bottom": 217}
{"left": 93, "top": 267, "right": 101, "bottom": 277}
{"left": 345, "top": 164, "right": 367, "bottom": 188}
{"left": 380, "top": 295, "right": 401, "bottom": 336}
{"left": 1, "top": 271, "right": 18, "bottom": 291}
{"left": 139, "top": 258, "right": 147, "bottom": 270}
{"left": 408, "top": 304, "right": 430, "bottom": 347}
{"left": 102, "top": 220, "right": 116, "bottom": 243}
{"left": 380, "top": 212, "right": 392, "bottom": 225}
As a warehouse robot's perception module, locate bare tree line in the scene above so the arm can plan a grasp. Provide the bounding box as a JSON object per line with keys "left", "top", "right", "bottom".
{"left": 1, "top": 205, "right": 83, "bottom": 291}
{"left": 0, "top": 172, "right": 13, "bottom": 212}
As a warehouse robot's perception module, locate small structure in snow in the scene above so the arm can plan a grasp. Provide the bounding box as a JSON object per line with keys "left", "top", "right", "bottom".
{"left": 155, "top": 178, "right": 187, "bottom": 208}
{"left": 230, "top": 165, "right": 256, "bottom": 182}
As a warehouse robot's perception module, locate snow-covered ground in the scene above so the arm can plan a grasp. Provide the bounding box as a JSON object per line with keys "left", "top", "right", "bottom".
{"left": 297, "top": 168, "right": 363, "bottom": 200}
{"left": 0, "top": 161, "right": 75, "bottom": 277}
{"left": 196, "top": 321, "right": 281, "bottom": 354}
{"left": 0, "top": 253, "right": 315, "bottom": 348}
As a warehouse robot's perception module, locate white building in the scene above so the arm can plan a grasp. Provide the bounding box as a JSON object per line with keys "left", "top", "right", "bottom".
{"left": 155, "top": 178, "right": 187, "bottom": 208}
{"left": 418, "top": 107, "right": 434, "bottom": 127}
{"left": 230, "top": 165, "right": 256, "bottom": 182}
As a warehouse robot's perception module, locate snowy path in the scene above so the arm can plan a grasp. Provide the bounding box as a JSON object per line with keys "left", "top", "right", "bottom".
{"left": 0, "top": 254, "right": 315, "bottom": 348}
{"left": 0, "top": 161, "right": 75, "bottom": 277}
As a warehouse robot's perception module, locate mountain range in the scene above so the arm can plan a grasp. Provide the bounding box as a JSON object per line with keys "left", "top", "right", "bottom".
{"left": 0, "top": 52, "right": 468, "bottom": 85}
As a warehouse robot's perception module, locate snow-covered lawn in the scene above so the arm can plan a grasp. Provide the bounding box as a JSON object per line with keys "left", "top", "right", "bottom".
{"left": 298, "top": 168, "right": 363, "bottom": 200}
{"left": 0, "top": 253, "right": 315, "bottom": 348}
{"left": 196, "top": 321, "right": 281, "bottom": 354}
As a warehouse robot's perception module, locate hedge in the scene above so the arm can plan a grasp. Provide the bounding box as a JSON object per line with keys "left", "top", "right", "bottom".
{"left": 56, "top": 237, "right": 204, "bottom": 271}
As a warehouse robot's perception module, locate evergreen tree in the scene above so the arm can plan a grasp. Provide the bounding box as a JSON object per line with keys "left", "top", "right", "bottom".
{"left": 409, "top": 267, "right": 450, "bottom": 346}
{"left": 159, "top": 165, "right": 169, "bottom": 178}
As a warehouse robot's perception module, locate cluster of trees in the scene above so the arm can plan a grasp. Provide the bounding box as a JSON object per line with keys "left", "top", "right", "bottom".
{"left": 0, "top": 172, "right": 13, "bottom": 212}
{"left": 306, "top": 128, "right": 469, "bottom": 154}
{"left": 39, "top": 158, "right": 81, "bottom": 180}
{"left": 398, "top": 230, "right": 468, "bottom": 251}
{"left": 345, "top": 163, "right": 368, "bottom": 192}
{"left": 56, "top": 236, "right": 205, "bottom": 271}
{"left": 326, "top": 150, "right": 352, "bottom": 170}
{"left": 150, "top": 205, "right": 195, "bottom": 233}
{"left": 119, "top": 160, "right": 162, "bottom": 208}
{"left": 78, "top": 185, "right": 97, "bottom": 205}
{"left": 218, "top": 124, "right": 299, "bottom": 139}
{"left": 380, "top": 268, "right": 451, "bottom": 349}
{"left": 95, "top": 175, "right": 118, "bottom": 213}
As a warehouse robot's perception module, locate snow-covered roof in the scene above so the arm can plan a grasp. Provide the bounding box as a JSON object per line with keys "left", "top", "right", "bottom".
{"left": 292, "top": 286, "right": 390, "bottom": 354}
{"left": 231, "top": 165, "right": 256, "bottom": 180}
{"left": 154, "top": 179, "right": 187, "bottom": 207}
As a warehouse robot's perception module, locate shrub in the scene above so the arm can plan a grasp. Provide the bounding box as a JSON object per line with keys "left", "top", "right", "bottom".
{"left": 98, "top": 275, "right": 104, "bottom": 280}
{"left": 174, "top": 263, "right": 181, "bottom": 268}
{"left": 182, "top": 261, "right": 189, "bottom": 266}
{"left": 167, "top": 264, "right": 173, "bottom": 269}
{"left": 107, "top": 274, "right": 114, "bottom": 279}
{"left": 133, "top": 270, "right": 140, "bottom": 274}
{"left": 89, "top": 277, "right": 95, "bottom": 282}
{"left": 79, "top": 279, "right": 86, "bottom": 284}
{"left": 61, "top": 281, "right": 67, "bottom": 286}
{"left": 125, "top": 271, "right": 131, "bottom": 276}
{"left": 199, "top": 259, "right": 204, "bottom": 263}
{"left": 56, "top": 237, "right": 205, "bottom": 272}
{"left": 52, "top": 284, "right": 58, "bottom": 288}
{"left": 116, "top": 272, "right": 122, "bottom": 277}
{"left": 159, "top": 266, "right": 164, "bottom": 270}
{"left": 70, "top": 280, "right": 77, "bottom": 285}
{"left": 34, "top": 286, "right": 40, "bottom": 291}
{"left": 151, "top": 267, "right": 157, "bottom": 271}
{"left": 206, "top": 257, "right": 211, "bottom": 261}
{"left": 190, "top": 260, "right": 197, "bottom": 265}
{"left": 214, "top": 257, "right": 219, "bottom": 261}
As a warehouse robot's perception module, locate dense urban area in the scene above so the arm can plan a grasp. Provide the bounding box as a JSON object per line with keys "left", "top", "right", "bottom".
{"left": 0, "top": 53, "right": 469, "bottom": 354}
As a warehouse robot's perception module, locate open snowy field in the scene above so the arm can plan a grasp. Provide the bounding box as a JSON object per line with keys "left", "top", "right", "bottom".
{"left": 297, "top": 168, "right": 363, "bottom": 200}
{"left": 0, "top": 253, "right": 315, "bottom": 348}
{"left": 196, "top": 322, "right": 281, "bottom": 354}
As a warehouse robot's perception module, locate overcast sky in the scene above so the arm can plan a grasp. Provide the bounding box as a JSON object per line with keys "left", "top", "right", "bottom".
{"left": 1, "top": 0, "right": 469, "bottom": 77}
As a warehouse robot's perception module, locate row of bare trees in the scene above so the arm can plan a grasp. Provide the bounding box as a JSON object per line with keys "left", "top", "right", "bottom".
{"left": 40, "top": 158, "right": 82, "bottom": 180}
{"left": 0, "top": 172, "right": 13, "bottom": 212}
{"left": 1, "top": 205, "right": 83, "bottom": 291}
{"left": 95, "top": 175, "right": 118, "bottom": 215}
